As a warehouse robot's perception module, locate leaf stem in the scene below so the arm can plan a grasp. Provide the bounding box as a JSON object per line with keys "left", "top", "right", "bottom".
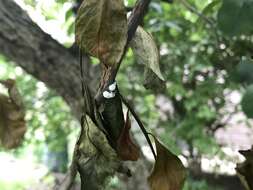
{"left": 95, "top": 0, "right": 153, "bottom": 104}
{"left": 119, "top": 93, "right": 157, "bottom": 160}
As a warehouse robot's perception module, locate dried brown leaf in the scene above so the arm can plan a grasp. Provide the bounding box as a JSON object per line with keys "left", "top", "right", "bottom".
{"left": 130, "top": 26, "right": 165, "bottom": 89}
{"left": 148, "top": 137, "right": 186, "bottom": 190}
{"left": 116, "top": 110, "right": 140, "bottom": 161}
{"left": 76, "top": 0, "right": 127, "bottom": 67}
{"left": 143, "top": 69, "right": 166, "bottom": 92}
{"left": 0, "top": 79, "right": 26, "bottom": 149}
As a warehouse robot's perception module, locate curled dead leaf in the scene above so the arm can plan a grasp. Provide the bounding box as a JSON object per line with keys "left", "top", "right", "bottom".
{"left": 116, "top": 110, "right": 140, "bottom": 161}
{"left": 130, "top": 27, "right": 165, "bottom": 90}
{"left": 148, "top": 137, "right": 186, "bottom": 190}
{"left": 76, "top": 0, "right": 127, "bottom": 67}
{"left": 0, "top": 79, "right": 26, "bottom": 149}
{"left": 144, "top": 69, "right": 166, "bottom": 92}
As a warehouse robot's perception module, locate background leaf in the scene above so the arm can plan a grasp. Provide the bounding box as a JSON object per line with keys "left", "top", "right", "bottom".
{"left": 241, "top": 85, "right": 253, "bottom": 118}
{"left": 235, "top": 58, "right": 253, "bottom": 84}
{"left": 217, "top": 0, "right": 253, "bottom": 36}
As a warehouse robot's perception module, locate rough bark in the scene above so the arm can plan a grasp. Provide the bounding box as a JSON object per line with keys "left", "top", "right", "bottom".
{"left": 0, "top": 0, "right": 100, "bottom": 119}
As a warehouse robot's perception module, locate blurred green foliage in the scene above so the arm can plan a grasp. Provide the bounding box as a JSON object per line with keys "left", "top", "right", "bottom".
{"left": 1, "top": 0, "right": 253, "bottom": 189}
{"left": 218, "top": 0, "right": 253, "bottom": 36}
{"left": 183, "top": 178, "right": 219, "bottom": 190}
{"left": 235, "top": 58, "right": 253, "bottom": 84}
{"left": 0, "top": 181, "right": 27, "bottom": 190}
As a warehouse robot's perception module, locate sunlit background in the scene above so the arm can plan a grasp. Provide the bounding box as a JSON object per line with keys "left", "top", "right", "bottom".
{"left": 0, "top": 1, "right": 78, "bottom": 188}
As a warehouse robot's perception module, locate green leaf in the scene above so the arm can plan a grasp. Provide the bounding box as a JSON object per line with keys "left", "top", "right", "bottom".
{"left": 236, "top": 58, "right": 253, "bottom": 84}
{"left": 241, "top": 85, "right": 253, "bottom": 118}
{"left": 67, "top": 22, "right": 75, "bottom": 36}
{"left": 217, "top": 0, "right": 253, "bottom": 36}
{"left": 75, "top": 0, "right": 127, "bottom": 67}
{"left": 130, "top": 27, "right": 165, "bottom": 90}
{"left": 202, "top": 0, "right": 221, "bottom": 15}
{"left": 65, "top": 8, "right": 73, "bottom": 21}
{"left": 196, "top": 0, "right": 221, "bottom": 24}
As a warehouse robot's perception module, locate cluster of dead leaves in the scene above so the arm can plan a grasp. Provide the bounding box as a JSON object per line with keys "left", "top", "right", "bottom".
{"left": 75, "top": 0, "right": 186, "bottom": 189}
{"left": 0, "top": 79, "right": 26, "bottom": 149}
{"left": 75, "top": 0, "right": 165, "bottom": 90}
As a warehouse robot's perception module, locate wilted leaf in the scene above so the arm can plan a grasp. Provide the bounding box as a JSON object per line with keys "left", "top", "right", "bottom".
{"left": 130, "top": 27, "right": 165, "bottom": 90}
{"left": 76, "top": 0, "right": 127, "bottom": 67}
{"left": 0, "top": 79, "right": 26, "bottom": 149}
{"left": 144, "top": 69, "right": 166, "bottom": 92}
{"left": 148, "top": 137, "right": 186, "bottom": 190}
{"left": 78, "top": 115, "right": 120, "bottom": 187}
{"left": 116, "top": 110, "right": 140, "bottom": 161}
{"left": 241, "top": 85, "right": 253, "bottom": 118}
{"left": 236, "top": 147, "right": 253, "bottom": 190}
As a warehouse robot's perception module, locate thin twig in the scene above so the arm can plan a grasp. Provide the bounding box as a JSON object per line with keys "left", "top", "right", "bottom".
{"left": 119, "top": 93, "right": 157, "bottom": 160}
{"left": 112, "top": 0, "right": 151, "bottom": 80}
{"left": 180, "top": 0, "right": 221, "bottom": 45}
{"left": 180, "top": 0, "right": 214, "bottom": 26}
{"left": 96, "top": 0, "right": 152, "bottom": 103}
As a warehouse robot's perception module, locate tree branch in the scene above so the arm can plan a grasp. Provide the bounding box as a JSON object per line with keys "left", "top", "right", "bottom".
{"left": 95, "top": 0, "right": 152, "bottom": 104}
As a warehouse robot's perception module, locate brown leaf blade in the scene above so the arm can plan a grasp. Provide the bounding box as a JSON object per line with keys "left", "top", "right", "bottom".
{"left": 148, "top": 137, "right": 186, "bottom": 190}
{"left": 76, "top": 0, "right": 127, "bottom": 67}
{"left": 236, "top": 146, "right": 253, "bottom": 190}
{"left": 0, "top": 79, "right": 26, "bottom": 149}
{"left": 116, "top": 110, "right": 140, "bottom": 161}
{"left": 130, "top": 26, "right": 165, "bottom": 90}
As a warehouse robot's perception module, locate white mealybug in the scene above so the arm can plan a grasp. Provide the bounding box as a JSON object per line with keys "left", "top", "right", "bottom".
{"left": 108, "top": 81, "right": 117, "bottom": 91}
{"left": 103, "top": 91, "right": 115, "bottom": 99}
{"left": 103, "top": 91, "right": 111, "bottom": 99}
{"left": 109, "top": 91, "right": 115, "bottom": 98}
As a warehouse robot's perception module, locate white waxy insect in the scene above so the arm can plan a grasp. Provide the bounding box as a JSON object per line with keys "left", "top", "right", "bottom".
{"left": 103, "top": 91, "right": 111, "bottom": 99}
{"left": 108, "top": 81, "right": 117, "bottom": 92}
{"left": 109, "top": 91, "right": 115, "bottom": 98}
{"left": 103, "top": 91, "right": 115, "bottom": 99}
